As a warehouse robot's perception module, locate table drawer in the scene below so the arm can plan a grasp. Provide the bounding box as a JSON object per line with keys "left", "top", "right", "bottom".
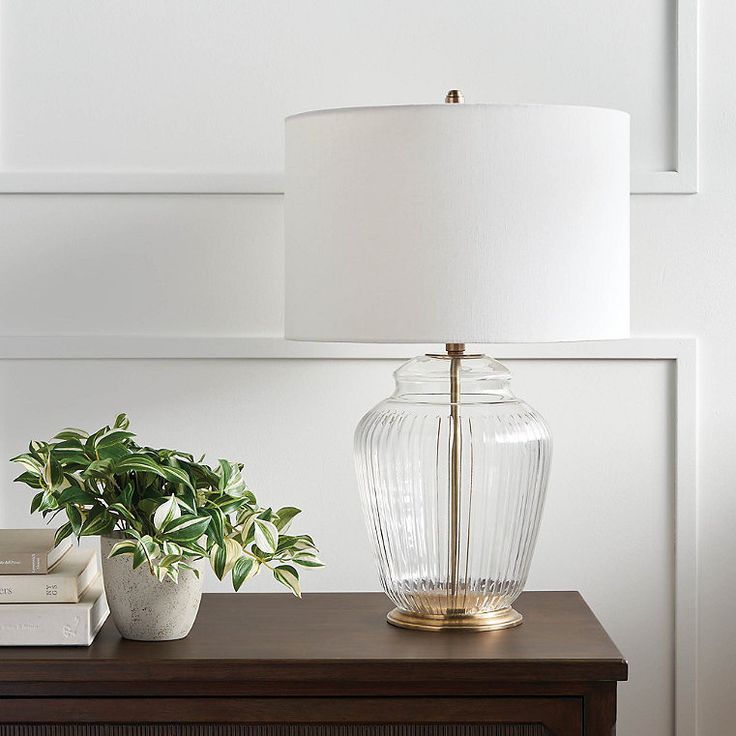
{"left": 0, "top": 698, "right": 582, "bottom": 735}
{"left": 0, "top": 726, "right": 567, "bottom": 736}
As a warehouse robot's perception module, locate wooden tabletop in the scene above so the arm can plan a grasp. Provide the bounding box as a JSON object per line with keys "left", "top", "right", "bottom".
{"left": 0, "top": 591, "right": 627, "bottom": 697}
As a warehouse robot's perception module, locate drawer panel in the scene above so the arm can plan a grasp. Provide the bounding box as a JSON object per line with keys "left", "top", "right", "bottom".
{"left": 0, "top": 726, "right": 558, "bottom": 736}
{"left": 0, "top": 698, "right": 582, "bottom": 736}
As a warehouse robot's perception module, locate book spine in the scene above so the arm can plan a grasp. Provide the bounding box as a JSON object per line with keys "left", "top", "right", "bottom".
{"left": 0, "top": 553, "right": 48, "bottom": 575}
{"left": 0, "top": 605, "right": 92, "bottom": 646}
{"left": 0, "top": 576, "right": 78, "bottom": 603}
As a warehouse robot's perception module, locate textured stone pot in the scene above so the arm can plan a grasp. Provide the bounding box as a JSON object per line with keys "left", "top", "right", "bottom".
{"left": 100, "top": 535, "right": 204, "bottom": 641}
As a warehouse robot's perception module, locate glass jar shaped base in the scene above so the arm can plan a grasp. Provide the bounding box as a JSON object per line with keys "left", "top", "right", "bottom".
{"left": 355, "top": 352, "right": 551, "bottom": 631}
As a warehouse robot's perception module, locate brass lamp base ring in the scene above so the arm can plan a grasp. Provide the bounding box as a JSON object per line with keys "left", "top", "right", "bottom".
{"left": 387, "top": 607, "right": 523, "bottom": 632}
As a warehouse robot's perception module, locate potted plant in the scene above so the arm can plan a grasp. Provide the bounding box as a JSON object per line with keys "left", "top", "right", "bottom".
{"left": 11, "top": 414, "right": 322, "bottom": 641}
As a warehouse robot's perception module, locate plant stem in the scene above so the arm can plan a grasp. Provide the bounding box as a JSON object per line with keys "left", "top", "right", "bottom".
{"left": 242, "top": 547, "right": 274, "bottom": 571}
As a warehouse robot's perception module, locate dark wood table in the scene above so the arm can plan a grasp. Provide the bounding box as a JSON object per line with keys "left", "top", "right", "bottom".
{"left": 0, "top": 591, "right": 626, "bottom": 736}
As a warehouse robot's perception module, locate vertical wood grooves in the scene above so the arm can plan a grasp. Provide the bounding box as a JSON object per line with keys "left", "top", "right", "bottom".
{"left": 0, "top": 726, "right": 549, "bottom": 736}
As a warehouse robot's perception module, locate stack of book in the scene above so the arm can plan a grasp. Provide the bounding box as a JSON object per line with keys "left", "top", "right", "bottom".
{"left": 0, "top": 529, "right": 109, "bottom": 645}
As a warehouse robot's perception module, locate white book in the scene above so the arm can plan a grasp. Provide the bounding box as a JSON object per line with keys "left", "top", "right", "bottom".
{"left": 0, "top": 577, "right": 108, "bottom": 646}
{"left": 0, "top": 549, "right": 98, "bottom": 603}
{"left": 0, "top": 529, "right": 73, "bottom": 574}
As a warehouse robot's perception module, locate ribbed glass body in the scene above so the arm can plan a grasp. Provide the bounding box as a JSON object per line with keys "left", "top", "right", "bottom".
{"left": 355, "top": 354, "right": 551, "bottom": 621}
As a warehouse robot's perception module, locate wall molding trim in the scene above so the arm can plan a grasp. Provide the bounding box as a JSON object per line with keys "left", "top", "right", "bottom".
{"left": 633, "top": 0, "right": 699, "bottom": 194}
{"left": 0, "top": 1, "right": 698, "bottom": 196}
{"left": 0, "top": 335, "right": 694, "bottom": 361}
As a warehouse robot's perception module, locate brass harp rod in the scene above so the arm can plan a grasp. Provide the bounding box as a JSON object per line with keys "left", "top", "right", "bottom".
{"left": 447, "top": 342, "right": 465, "bottom": 608}
{"left": 444, "top": 89, "right": 465, "bottom": 610}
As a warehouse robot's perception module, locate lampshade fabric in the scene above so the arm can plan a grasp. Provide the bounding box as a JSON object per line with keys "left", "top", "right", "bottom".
{"left": 285, "top": 104, "right": 629, "bottom": 343}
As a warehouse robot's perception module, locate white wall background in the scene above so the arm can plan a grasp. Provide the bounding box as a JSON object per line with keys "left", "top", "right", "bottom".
{"left": 1, "top": 2, "right": 733, "bottom": 736}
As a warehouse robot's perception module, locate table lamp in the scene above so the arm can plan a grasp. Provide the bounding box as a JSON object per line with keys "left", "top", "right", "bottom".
{"left": 284, "top": 92, "right": 629, "bottom": 631}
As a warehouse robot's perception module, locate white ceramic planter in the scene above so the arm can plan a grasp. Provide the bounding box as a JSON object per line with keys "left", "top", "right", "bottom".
{"left": 100, "top": 535, "right": 204, "bottom": 641}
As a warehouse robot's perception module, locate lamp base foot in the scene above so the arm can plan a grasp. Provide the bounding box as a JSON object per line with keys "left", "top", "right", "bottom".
{"left": 387, "top": 606, "right": 523, "bottom": 632}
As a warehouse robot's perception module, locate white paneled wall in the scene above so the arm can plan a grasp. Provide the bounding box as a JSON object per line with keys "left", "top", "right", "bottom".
{"left": 0, "top": 0, "right": 678, "bottom": 185}
{"left": 0, "top": 0, "right": 696, "bottom": 193}
{"left": 5, "top": 2, "right": 736, "bottom": 736}
{"left": 0, "top": 195, "right": 284, "bottom": 336}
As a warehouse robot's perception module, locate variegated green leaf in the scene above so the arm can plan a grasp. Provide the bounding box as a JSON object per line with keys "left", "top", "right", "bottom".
{"left": 179, "top": 540, "right": 208, "bottom": 558}
{"left": 30, "top": 491, "right": 44, "bottom": 513}
{"left": 54, "top": 427, "right": 89, "bottom": 441}
{"left": 216, "top": 459, "right": 231, "bottom": 491}
{"left": 113, "top": 413, "right": 130, "bottom": 430}
{"left": 273, "top": 564, "right": 301, "bottom": 597}
{"left": 15, "top": 472, "right": 43, "bottom": 489}
{"left": 97, "top": 429, "right": 135, "bottom": 448}
{"left": 40, "top": 489, "right": 59, "bottom": 512}
{"left": 210, "top": 543, "right": 227, "bottom": 579}
{"left": 238, "top": 511, "right": 257, "bottom": 545}
{"left": 208, "top": 537, "right": 241, "bottom": 580}
{"left": 162, "top": 514, "right": 210, "bottom": 543}
{"left": 153, "top": 494, "right": 181, "bottom": 530}
{"left": 85, "top": 427, "right": 109, "bottom": 453}
{"left": 107, "top": 502, "right": 137, "bottom": 525}
{"left": 291, "top": 553, "right": 325, "bottom": 568}
{"left": 217, "top": 459, "right": 247, "bottom": 497}
{"left": 203, "top": 506, "right": 225, "bottom": 546}
{"left": 179, "top": 560, "right": 201, "bottom": 579}
{"left": 96, "top": 444, "right": 130, "bottom": 462}
{"left": 81, "top": 508, "right": 114, "bottom": 536}
{"left": 158, "top": 554, "right": 181, "bottom": 568}
{"left": 158, "top": 464, "right": 194, "bottom": 490}
{"left": 223, "top": 537, "right": 242, "bottom": 575}
{"left": 236, "top": 506, "right": 257, "bottom": 525}
{"left": 292, "top": 535, "right": 317, "bottom": 552}
{"left": 53, "top": 522, "right": 73, "bottom": 548}
{"left": 253, "top": 518, "right": 278, "bottom": 554}
{"left": 42, "top": 458, "right": 64, "bottom": 489}
{"left": 10, "top": 453, "right": 43, "bottom": 475}
{"left": 52, "top": 446, "right": 88, "bottom": 465}
{"left": 132, "top": 543, "right": 148, "bottom": 569}
{"left": 108, "top": 540, "right": 138, "bottom": 557}
{"left": 232, "top": 556, "right": 259, "bottom": 591}
{"left": 115, "top": 454, "right": 163, "bottom": 474}
{"left": 63, "top": 473, "right": 86, "bottom": 490}
{"left": 28, "top": 440, "right": 48, "bottom": 459}
{"left": 274, "top": 506, "right": 301, "bottom": 531}
{"left": 83, "top": 458, "right": 115, "bottom": 478}
{"left": 132, "top": 535, "right": 160, "bottom": 569}
{"left": 119, "top": 481, "right": 134, "bottom": 507}
{"left": 66, "top": 505, "right": 83, "bottom": 536}
{"left": 57, "top": 485, "right": 98, "bottom": 506}
{"left": 162, "top": 540, "right": 182, "bottom": 557}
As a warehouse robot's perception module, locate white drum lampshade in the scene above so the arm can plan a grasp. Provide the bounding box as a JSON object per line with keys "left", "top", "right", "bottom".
{"left": 285, "top": 103, "right": 629, "bottom": 344}
{"left": 285, "top": 98, "right": 630, "bottom": 631}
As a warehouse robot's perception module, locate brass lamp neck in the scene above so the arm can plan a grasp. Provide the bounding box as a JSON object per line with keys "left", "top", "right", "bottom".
{"left": 446, "top": 343, "right": 466, "bottom": 356}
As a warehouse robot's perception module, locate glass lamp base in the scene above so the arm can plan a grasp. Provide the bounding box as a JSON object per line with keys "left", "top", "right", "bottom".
{"left": 387, "top": 606, "right": 523, "bottom": 632}
{"left": 355, "top": 352, "right": 551, "bottom": 631}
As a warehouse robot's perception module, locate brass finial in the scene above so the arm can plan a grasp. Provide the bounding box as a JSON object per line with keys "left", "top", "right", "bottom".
{"left": 446, "top": 343, "right": 466, "bottom": 356}
{"left": 445, "top": 89, "right": 464, "bottom": 104}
